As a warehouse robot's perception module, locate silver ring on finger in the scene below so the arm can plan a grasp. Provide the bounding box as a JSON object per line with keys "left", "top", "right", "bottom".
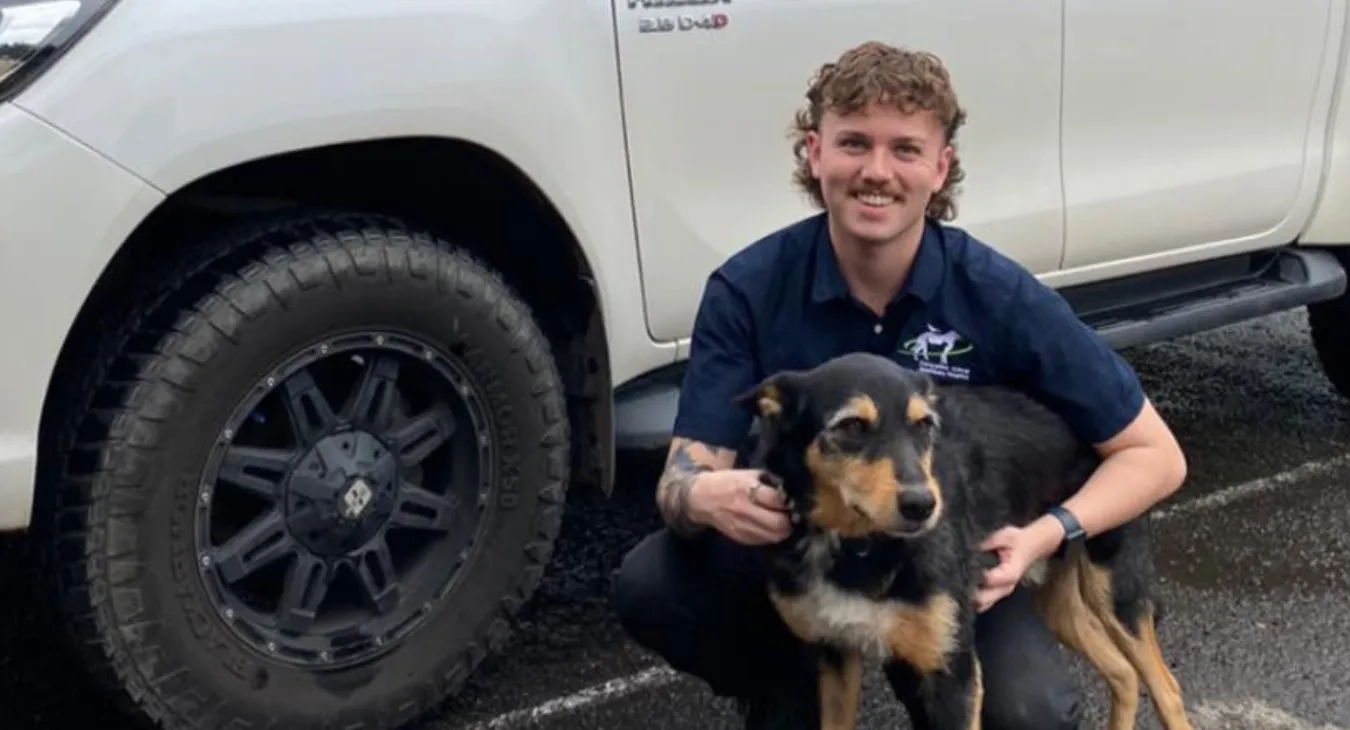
{"left": 748, "top": 481, "right": 762, "bottom": 504}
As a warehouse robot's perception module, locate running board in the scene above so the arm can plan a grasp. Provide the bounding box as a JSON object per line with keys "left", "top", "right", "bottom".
{"left": 1064, "top": 247, "right": 1346, "bottom": 349}
{"left": 613, "top": 247, "right": 1347, "bottom": 452}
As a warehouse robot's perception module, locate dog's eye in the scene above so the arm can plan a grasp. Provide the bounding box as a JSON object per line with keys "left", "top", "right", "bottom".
{"left": 832, "top": 416, "right": 869, "bottom": 436}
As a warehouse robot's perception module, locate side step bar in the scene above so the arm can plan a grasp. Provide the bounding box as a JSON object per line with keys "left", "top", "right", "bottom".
{"left": 613, "top": 246, "right": 1348, "bottom": 452}
{"left": 1066, "top": 247, "right": 1347, "bottom": 349}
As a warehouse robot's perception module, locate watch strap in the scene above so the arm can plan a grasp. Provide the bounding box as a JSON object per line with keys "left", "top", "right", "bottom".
{"left": 1047, "top": 505, "right": 1087, "bottom": 542}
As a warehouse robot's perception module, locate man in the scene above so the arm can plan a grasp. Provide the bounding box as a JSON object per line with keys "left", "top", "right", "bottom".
{"left": 611, "top": 41, "right": 1187, "bottom": 729}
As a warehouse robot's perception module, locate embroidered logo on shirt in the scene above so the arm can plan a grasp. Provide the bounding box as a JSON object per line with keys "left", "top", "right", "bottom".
{"left": 898, "top": 324, "right": 973, "bottom": 381}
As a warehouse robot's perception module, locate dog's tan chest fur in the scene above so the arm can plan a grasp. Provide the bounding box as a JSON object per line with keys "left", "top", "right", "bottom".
{"left": 770, "top": 579, "right": 959, "bottom": 674}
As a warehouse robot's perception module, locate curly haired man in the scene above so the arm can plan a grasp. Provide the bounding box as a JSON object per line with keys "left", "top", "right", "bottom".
{"left": 611, "top": 41, "right": 1186, "bottom": 730}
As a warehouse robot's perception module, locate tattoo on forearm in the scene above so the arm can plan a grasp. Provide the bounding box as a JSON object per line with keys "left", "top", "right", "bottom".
{"left": 659, "top": 444, "right": 710, "bottom": 535}
{"left": 656, "top": 440, "right": 727, "bottom": 536}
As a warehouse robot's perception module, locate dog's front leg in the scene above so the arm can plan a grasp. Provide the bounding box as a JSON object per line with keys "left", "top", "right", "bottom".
{"left": 817, "top": 645, "right": 863, "bottom": 730}
{"left": 882, "top": 649, "right": 982, "bottom": 730}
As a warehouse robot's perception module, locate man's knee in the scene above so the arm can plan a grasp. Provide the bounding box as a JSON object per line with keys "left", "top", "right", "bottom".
{"left": 611, "top": 529, "right": 760, "bottom": 697}
{"left": 975, "top": 587, "right": 1083, "bottom": 730}
{"left": 980, "top": 668, "right": 1082, "bottom": 730}
{"left": 610, "top": 530, "right": 685, "bottom": 648}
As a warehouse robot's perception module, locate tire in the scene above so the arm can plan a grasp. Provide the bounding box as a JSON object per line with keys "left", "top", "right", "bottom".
{"left": 1309, "top": 290, "right": 1350, "bottom": 400}
{"left": 42, "top": 213, "right": 569, "bottom": 729}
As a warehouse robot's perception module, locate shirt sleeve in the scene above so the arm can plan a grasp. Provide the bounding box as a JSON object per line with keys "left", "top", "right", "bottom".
{"left": 670, "top": 271, "right": 760, "bottom": 451}
{"left": 1000, "top": 272, "right": 1147, "bottom": 446}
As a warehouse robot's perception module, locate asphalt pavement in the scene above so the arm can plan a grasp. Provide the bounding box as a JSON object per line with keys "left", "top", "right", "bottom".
{"left": 4, "top": 309, "right": 1350, "bottom": 730}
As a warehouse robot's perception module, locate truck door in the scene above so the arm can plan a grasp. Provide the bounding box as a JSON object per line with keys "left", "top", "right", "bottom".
{"left": 612, "top": 0, "right": 1066, "bottom": 343}
{"left": 1057, "top": 0, "right": 1336, "bottom": 272}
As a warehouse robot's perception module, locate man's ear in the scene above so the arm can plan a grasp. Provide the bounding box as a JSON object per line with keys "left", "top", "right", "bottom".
{"left": 732, "top": 370, "right": 803, "bottom": 421}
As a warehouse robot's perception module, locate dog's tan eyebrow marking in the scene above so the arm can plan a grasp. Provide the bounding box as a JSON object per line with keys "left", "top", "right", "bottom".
{"left": 826, "top": 394, "right": 879, "bottom": 429}
{"left": 906, "top": 394, "right": 933, "bottom": 424}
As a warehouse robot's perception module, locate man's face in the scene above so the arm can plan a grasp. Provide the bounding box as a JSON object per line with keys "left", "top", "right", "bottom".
{"left": 806, "top": 102, "right": 952, "bottom": 247}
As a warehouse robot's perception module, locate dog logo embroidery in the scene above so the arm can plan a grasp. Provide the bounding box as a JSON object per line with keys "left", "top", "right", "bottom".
{"left": 899, "top": 324, "right": 974, "bottom": 380}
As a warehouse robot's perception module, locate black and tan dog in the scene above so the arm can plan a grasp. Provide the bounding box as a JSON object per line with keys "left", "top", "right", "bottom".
{"left": 735, "top": 352, "right": 1191, "bottom": 730}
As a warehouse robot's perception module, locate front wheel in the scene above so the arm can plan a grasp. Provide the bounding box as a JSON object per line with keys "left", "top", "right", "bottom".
{"left": 45, "top": 215, "right": 568, "bottom": 729}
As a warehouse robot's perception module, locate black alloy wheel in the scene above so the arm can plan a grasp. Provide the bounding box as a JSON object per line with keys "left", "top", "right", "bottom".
{"left": 196, "top": 331, "right": 490, "bottom": 669}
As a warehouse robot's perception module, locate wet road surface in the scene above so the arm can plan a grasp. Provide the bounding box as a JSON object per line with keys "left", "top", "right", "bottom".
{"left": 4, "top": 310, "right": 1350, "bottom": 729}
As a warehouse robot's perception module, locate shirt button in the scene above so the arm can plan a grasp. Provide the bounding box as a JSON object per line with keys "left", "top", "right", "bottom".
{"left": 873, "top": 324, "right": 884, "bottom": 334}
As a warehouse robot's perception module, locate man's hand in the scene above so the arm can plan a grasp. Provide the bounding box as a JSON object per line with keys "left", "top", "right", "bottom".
{"left": 687, "top": 470, "right": 792, "bottom": 545}
{"left": 974, "top": 516, "right": 1066, "bottom": 612}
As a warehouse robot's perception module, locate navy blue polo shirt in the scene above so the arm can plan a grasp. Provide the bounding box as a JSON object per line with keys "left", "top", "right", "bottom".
{"left": 672, "top": 212, "right": 1145, "bottom": 452}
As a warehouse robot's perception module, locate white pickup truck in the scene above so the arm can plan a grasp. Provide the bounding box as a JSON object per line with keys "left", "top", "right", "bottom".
{"left": 3, "top": 0, "right": 1349, "bottom": 728}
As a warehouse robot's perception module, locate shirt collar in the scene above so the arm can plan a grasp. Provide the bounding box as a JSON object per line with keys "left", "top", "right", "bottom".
{"left": 810, "top": 214, "right": 944, "bottom": 306}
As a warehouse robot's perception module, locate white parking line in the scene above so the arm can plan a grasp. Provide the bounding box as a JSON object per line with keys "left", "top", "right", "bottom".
{"left": 1193, "top": 698, "right": 1347, "bottom": 730}
{"left": 1152, "top": 454, "right": 1350, "bottom": 522}
{"left": 458, "top": 455, "right": 1347, "bottom": 729}
{"left": 461, "top": 667, "right": 681, "bottom": 730}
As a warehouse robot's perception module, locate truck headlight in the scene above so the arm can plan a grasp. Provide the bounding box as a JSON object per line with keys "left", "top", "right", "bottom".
{"left": 0, "top": 0, "right": 118, "bottom": 102}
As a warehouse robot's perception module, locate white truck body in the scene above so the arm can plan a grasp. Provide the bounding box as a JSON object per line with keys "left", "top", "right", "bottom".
{"left": 3, "top": 1, "right": 1350, "bottom": 728}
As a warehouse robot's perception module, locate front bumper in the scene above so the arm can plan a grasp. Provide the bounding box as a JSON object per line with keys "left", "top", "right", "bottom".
{"left": 0, "top": 102, "right": 163, "bottom": 531}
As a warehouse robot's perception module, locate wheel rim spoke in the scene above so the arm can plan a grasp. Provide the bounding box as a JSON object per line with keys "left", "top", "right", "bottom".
{"left": 214, "top": 509, "right": 297, "bottom": 583}
{"left": 347, "top": 354, "right": 401, "bottom": 430}
{"left": 282, "top": 368, "right": 339, "bottom": 446}
{"left": 217, "top": 446, "right": 298, "bottom": 500}
{"left": 390, "top": 482, "right": 458, "bottom": 532}
{"left": 276, "top": 554, "right": 332, "bottom": 633}
{"left": 392, "top": 405, "right": 456, "bottom": 468}
{"left": 355, "top": 536, "right": 400, "bottom": 614}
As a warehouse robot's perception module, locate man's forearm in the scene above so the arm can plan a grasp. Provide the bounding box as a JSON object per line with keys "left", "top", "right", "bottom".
{"left": 1029, "top": 399, "right": 1187, "bottom": 559}
{"left": 656, "top": 438, "right": 733, "bottom": 536}
{"left": 1059, "top": 443, "right": 1185, "bottom": 538}
{"left": 1022, "top": 441, "right": 1184, "bottom": 565}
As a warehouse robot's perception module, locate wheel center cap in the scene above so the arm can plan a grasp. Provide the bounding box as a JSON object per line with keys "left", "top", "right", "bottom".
{"left": 339, "top": 477, "right": 376, "bottom": 520}
{"left": 285, "top": 430, "right": 400, "bottom": 556}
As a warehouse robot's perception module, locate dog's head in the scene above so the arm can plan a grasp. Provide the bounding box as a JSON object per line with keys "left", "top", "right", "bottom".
{"left": 735, "top": 352, "right": 944, "bottom": 540}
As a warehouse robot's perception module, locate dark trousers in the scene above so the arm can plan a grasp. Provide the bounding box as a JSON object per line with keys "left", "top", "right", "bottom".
{"left": 611, "top": 528, "right": 1082, "bottom": 730}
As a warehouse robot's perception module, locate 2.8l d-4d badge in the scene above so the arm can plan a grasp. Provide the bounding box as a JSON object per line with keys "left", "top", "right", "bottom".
{"left": 629, "top": 0, "right": 731, "bottom": 33}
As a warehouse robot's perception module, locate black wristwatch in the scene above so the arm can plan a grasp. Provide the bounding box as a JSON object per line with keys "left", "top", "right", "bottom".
{"left": 1047, "top": 505, "right": 1087, "bottom": 542}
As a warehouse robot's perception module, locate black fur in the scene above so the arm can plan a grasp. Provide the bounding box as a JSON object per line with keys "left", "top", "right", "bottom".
{"left": 736, "top": 351, "right": 1164, "bottom": 730}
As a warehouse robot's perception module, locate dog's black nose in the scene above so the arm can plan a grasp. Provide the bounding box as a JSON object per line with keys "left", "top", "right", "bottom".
{"left": 897, "top": 489, "right": 935, "bottom": 522}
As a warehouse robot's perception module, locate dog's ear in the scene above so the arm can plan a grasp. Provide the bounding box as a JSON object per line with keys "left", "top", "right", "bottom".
{"left": 732, "top": 370, "right": 805, "bottom": 421}
{"left": 735, "top": 371, "right": 807, "bottom": 476}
